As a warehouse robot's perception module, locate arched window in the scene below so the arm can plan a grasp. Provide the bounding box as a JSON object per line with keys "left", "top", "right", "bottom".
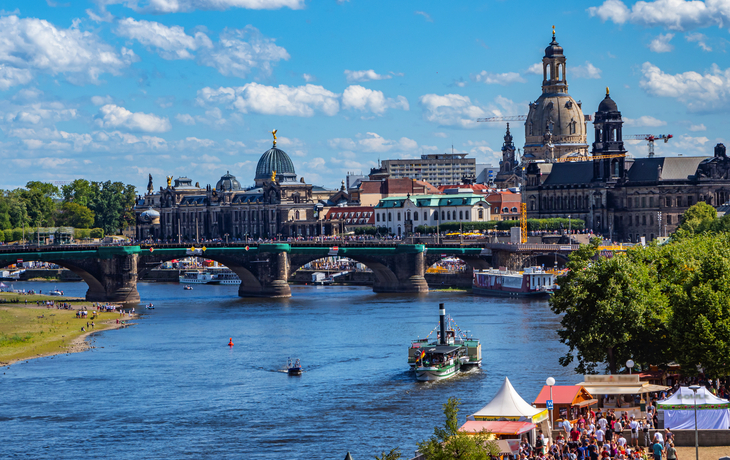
{"left": 388, "top": 212, "right": 392, "bottom": 222}
{"left": 545, "top": 63, "right": 551, "bottom": 80}
{"left": 414, "top": 212, "right": 418, "bottom": 221}
{"left": 441, "top": 211, "right": 445, "bottom": 220}
{"left": 376, "top": 213, "right": 380, "bottom": 222}
{"left": 397, "top": 212, "right": 401, "bottom": 221}
{"left": 478, "top": 209, "right": 483, "bottom": 219}
{"left": 295, "top": 211, "right": 300, "bottom": 220}
{"left": 465, "top": 211, "right": 470, "bottom": 220}
{"left": 557, "top": 63, "right": 562, "bottom": 81}
{"left": 424, "top": 211, "right": 428, "bottom": 221}
{"left": 459, "top": 210, "right": 463, "bottom": 220}
{"left": 406, "top": 211, "right": 411, "bottom": 221}
{"left": 447, "top": 211, "right": 451, "bottom": 220}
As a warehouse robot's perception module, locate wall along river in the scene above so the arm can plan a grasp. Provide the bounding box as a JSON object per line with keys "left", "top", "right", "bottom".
{"left": 0, "top": 281, "right": 578, "bottom": 459}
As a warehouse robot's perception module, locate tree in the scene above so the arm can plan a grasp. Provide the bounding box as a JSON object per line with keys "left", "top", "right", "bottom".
{"left": 675, "top": 202, "right": 718, "bottom": 237}
{"left": 416, "top": 397, "right": 499, "bottom": 460}
{"left": 374, "top": 448, "right": 401, "bottom": 460}
{"left": 550, "top": 240, "right": 670, "bottom": 374}
{"left": 61, "top": 179, "right": 96, "bottom": 207}
{"left": 668, "top": 234, "right": 730, "bottom": 377}
{"left": 90, "top": 228, "right": 104, "bottom": 239}
{"left": 57, "top": 202, "right": 95, "bottom": 228}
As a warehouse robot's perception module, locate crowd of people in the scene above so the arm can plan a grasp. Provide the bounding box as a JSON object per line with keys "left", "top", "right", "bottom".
{"left": 518, "top": 408, "right": 676, "bottom": 460}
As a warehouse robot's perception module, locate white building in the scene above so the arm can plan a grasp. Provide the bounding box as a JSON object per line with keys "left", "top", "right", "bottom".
{"left": 373, "top": 192, "right": 491, "bottom": 236}
{"left": 382, "top": 153, "right": 476, "bottom": 186}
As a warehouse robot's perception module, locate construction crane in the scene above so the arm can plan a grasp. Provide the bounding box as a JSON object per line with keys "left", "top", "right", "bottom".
{"left": 477, "top": 114, "right": 592, "bottom": 123}
{"left": 520, "top": 202, "right": 527, "bottom": 244}
{"left": 624, "top": 134, "right": 673, "bottom": 158}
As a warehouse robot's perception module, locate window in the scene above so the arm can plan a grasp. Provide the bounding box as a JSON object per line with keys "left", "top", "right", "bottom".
{"left": 649, "top": 197, "right": 654, "bottom": 207}
{"left": 677, "top": 196, "right": 682, "bottom": 207}
{"left": 441, "top": 211, "right": 445, "bottom": 220}
{"left": 376, "top": 213, "right": 380, "bottom": 222}
{"left": 447, "top": 211, "right": 451, "bottom": 220}
{"left": 667, "top": 215, "right": 672, "bottom": 225}
{"left": 641, "top": 197, "right": 646, "bottom": 208}
{"left": 295, "top": 211, "right": 300, "bottom": 220}
{"left": 397, "top": 212, "right": 401, "bottom": 221}
{"left": 406, "top": 211, "right": 411, "bottom": 221}
{"left": 388, "top": 213, "right": 392, "bottom": 222}
{"left": 478, "top": 209, "right": 484, "bottom": 219}
{"left": 642, "top": 215, "right": 647, "bottom": 225}
{"left": 414, "top": 212, "right": 418, "bottom": 221}
{"left": 628, "top": 215, "right": 632, "bottom": 226}
{"left": 666, "top": 197, "right": 672, "bottom": 207}
{"left": 650, "top": 214, "right": 654, "bottom": 225}
{"left": 459, "top": 210, "right": 463, "bottom": 220}
{"left": 687, "top": 196, "right": 693, "bottom": 206}
{"left": 424, "top": 211, "right": 427, "bottom": 221}
{"left": 465, "top": 211, "right": 470, "bottom": 220}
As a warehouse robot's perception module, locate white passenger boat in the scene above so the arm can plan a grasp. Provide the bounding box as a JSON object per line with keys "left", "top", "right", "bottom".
{"left": 472, "top": 266, "right": 556, "bottom": 297}
{"left": 179, "top": 271, "right": 220, "bottom": 284}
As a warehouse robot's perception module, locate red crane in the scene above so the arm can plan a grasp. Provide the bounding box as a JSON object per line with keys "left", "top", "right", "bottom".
{"left": 623, "top": 134, "right": 673, "bottom": 158}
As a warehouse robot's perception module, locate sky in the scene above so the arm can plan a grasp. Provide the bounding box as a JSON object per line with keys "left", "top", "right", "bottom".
{"left": 1, "top": 0, "right": 729, "bottom": 193}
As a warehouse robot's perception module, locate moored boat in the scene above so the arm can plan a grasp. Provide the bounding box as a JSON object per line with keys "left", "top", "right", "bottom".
{"left": 184, "top": 285, "right": 193, "bottom": 290}
{"left": 408, "top": 303, "right": 481, "bottom": 382}
{"left": 472, "top": 266, "right": 556, "bottom": 297}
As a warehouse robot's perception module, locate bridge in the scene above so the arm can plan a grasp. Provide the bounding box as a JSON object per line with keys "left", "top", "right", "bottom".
{"left": 0, "top": 242, "right": 578, "bottom": 302}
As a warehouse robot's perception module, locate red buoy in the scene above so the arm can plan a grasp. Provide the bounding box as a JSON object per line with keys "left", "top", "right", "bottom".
{"left": 228, "top": 338, "right": 234, "bottom": 347}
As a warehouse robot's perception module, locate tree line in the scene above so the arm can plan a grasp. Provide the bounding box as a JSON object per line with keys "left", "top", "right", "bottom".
{"left": 551, "top": 202, "right": 730, "bottom": 377}
{"left": 0, "top": 179, "right": 136, "bottom": 240}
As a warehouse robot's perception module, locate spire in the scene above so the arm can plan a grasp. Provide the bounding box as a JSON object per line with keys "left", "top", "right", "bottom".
{"left": 606, "top": 86, "right": 610, "bottom": 96}
{"left": 552, "top": 24, "right": 555, "bottom": 40}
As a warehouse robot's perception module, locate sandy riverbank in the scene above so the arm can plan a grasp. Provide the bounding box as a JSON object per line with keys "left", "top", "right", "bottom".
{"left": 0, "top": 293, "right": 139, "bottom": 366}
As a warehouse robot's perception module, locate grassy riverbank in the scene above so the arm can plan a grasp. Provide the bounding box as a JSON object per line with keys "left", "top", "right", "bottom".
{"left": 0, "top": 293, "right": 135, "bottom": 365}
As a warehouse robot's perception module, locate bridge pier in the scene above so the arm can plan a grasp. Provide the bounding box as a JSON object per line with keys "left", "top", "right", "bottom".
{"left": 238, "top": 248, "right": 291, "bottom": 298}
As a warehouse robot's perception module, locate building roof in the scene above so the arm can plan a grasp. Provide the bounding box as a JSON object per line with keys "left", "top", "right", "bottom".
{"left": 541, "top": 162, "right": 594, "bottom": 185}
{"left": 459, "top": 420, "right": 536, "bottom": 436}
{"left": 255, "top": 146, "right": 296, "bottom": 181}
{"left": 216, "top": 171, "right": 242, "bottom": 191}
{"left": 597, "top": 93, "right": 618, "bottom": 113}
{"left": 180, "top": 196, "right": 207, "bottom": 205}
{"left": 533, "top": 385, "right": 586, "bottom": 405}
{"left": 375, "top": 193, "right": 488, "bottom": 208}
{"left": 627, "top": 157, "right": 708, "bottom": 182}
{"left": 324, "top": 206, "right": 375, "bottom": 225}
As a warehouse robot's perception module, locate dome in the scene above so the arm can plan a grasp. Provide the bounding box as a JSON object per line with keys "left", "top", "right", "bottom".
{"left": 524, "top": 93, "right": 588, "bottom": 160}
{"left": 216, "top": 171, "right": 242, "bottom": 191}
{"left": 597, "top": 94, "right": 619, "bottom": 113}
{"left": 544, "top": 36, "right": 563, "bottom": 57}
{"left": 255, "top": 147, "right": 297, "bottom": 182}
{"left": 140, "top": 207, "right": 160, "bottom": 223}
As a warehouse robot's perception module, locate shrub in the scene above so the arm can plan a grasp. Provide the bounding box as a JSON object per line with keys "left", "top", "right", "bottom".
{"left": 90, "top": 228, "right": 104, "bottom": 239}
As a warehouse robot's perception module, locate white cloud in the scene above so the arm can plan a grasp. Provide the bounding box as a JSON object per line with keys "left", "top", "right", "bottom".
{"left": 640, "top": 62, "right": 730, "bottom": 112}
{"left": 418, "top": 94, "right": 521, "bottom": 129}
{"left": 415, "top": 11, "right": 433, "bottom": 22}
{"left": 689, "top": 123, "right": 707, "bottom": 131}
{"left": 197, "top": 26, "right": 289, "bottom": 78}
{"left": 96, "top": 0, "right": 304, "bottom": 14}
{"left": 588, "top": 0, "right": 730, "bottom": 31}
{"left": 434, "top": 132, "right": 448, "bottom": 138}
{"left": 418, "top": 93, "right": 486, "bottom": 128}
{"left": 302, "top": 73, "right": 315, "bottom": 82}
{"left": 0, "top": 15, "right": 135, "bottom": 88}
{"left": 328, "top": 132, "right": 421, "bottom": 153}
{"left": 686, "top": 32, "right": 712, "bottom": 51}
{"left": 91, "top": 95, "right": 114, "bottom": 106}
{"left": 571, "top": 61, "right": 602, "bottom": 79}
{"left": 95, "top": 104, "right": 172, "bottom": 132}
{"left": 649, "top": 33, "right": 675, "bottom": 53}
{"left": 176, "top": 113, "right": 196, "bottom": 125}
{"left": 623, "top": 115, "right": 667, "bottom": 127}
{"left": 0, "top": 65, "right": 33, "bottom": 90}
{"left": 342, "top": 85, "right": 408, "bottom": 114}
{"left": 198, "top": 83, "right": 340, "bottom": 117}
{"left": 344, "top": 69, "right": 393, "bottom": 83}
{"left": 115, "top": 17, "right": 212, "bottom": 60}
{"left": 525, "top": 63, "right": 543, "bottom": 75}
{"left": 472, "top": 71, "right": 525, "bottom": 85}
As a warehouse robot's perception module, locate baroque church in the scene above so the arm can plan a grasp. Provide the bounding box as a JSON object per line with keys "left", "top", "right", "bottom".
{"left": 135, "top": 134, "right": 349, "bottom": 241}
{"left": 521, "top": 31, "right": 730, "bottom": 242}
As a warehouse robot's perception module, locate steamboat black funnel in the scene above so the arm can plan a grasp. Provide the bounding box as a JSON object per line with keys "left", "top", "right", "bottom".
{"left": 439, "top": 303, "right": 446, "bottom": 345}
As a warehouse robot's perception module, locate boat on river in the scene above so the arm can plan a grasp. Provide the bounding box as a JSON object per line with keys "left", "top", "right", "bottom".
{"left": 408, "top": 303, "right": 481, "bottom": 381}
{"left": 183, "top": 285, "right": 193, "bottom": 290}
{"left": 287, "top": 358, "right": 302, "bottom": 376}
{"left": 472, "top": 266, "right": 556, "bottom": 297}
{"left": 179, "top": 271, "right": 220, "bottom": 284}
{"left": 208, "top": 268, "right": 241, "bottom": 285}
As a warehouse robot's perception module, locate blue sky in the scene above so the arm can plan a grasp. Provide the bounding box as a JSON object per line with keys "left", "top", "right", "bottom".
{"left": 2, "top": 0, "right": 729, "bottom": 192}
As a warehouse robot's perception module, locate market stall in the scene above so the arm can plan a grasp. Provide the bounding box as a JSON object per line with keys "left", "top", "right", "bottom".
{"left": 657, "top": 386, "right": 730, "bottom": 430}
{"left": 533, "top": 385, "right": 597, "bottom": 427}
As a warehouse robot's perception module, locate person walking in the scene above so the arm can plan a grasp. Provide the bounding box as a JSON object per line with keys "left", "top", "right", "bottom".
{"left": 652, "top": 439, "right": 664, "bottom": 460}
{"left": 665, "top": 441, "right": 677, "bottom": 460}
{"left": 628, "top": 416, "right": 640, "bottom": 448}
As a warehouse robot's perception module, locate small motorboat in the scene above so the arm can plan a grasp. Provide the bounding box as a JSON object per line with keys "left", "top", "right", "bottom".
{"left": 145, "top": 304, "right": 155, "bottom": 309}
{"left": 49, "top": 289, "right": 63, "bottom": 296}
{"left": 184, "top": 285, "right": 193, "bottom": 290}
{"left": 287, "top": 357, "right": 303, "bottom": 376}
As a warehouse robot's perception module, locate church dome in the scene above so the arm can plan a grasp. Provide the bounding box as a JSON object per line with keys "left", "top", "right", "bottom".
{"left": 597, "top": 93, "right": 619, "bottom": 113}
{"left": 255, "top": 147, "right": 297, "bottom": 182}
{"left": 139, "top": 207, "right": 160, "bottom": 223}
{"left": 216, "top": 171, "right": 242, "bottom": 191}
{"left": 544, "top": 37, "right": 563, "bottom": 57}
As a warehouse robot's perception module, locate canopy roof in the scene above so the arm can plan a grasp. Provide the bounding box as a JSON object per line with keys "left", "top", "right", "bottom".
{"left": 658, "top": 386, "right": 730, "bottom": 410}
{"left": 471, "top": 377, "right": 545, "bottom": 421}
{"left": 459, "top": 420, "right": 535, "bottom": 436}
{"left": 534, "top": 385, "right": 592, "bottom": 405}
{"left": 578, "top": 375, "right": 669, "bottom": 395}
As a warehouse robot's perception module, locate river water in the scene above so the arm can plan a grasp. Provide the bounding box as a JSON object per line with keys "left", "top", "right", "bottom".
{"left": 0, "top": 281, "right": 579, "bottom": 459}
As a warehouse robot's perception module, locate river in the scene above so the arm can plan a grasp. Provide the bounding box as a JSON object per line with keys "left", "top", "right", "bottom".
{"left": 0, "top": 281, "right": 579, "bottom": 459}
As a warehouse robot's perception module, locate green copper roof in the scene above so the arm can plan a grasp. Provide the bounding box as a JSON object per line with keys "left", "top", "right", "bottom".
{"left": 255, "top": 147, "right": 296, "bottom": 181}
{"left": 374, "top": 194, "right": 488, "bottom": 208}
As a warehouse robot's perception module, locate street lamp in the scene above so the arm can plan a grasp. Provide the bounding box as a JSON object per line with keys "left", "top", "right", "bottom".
{"left": 626, "top": 359, "right": 635, "bottom": 375}
{"left": 689, "top": 384, "right": 700, "bottom": 460}
{"left": 546, "top": 376, "right": 555, "bottom": 433}
{"left": 224, "top": 233, "right": 229, "bottom": 245}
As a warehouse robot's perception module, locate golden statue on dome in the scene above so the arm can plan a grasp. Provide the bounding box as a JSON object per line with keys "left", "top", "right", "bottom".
{"left": 271, "top": 170, "right": 277, "bottom": 182}
{"left": 271, "top": 129, "right": 278, "bottom": 147}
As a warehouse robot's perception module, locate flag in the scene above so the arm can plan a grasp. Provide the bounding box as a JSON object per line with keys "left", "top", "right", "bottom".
{"left": 417, "top": 350, "right": 426, "bottom": 361}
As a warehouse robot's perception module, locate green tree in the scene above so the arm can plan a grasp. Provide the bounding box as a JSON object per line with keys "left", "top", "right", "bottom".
{"left": 550, "top": 240, "right": 670, "bottom": 374}
{"left": 675, "top": 202, "right": 718, "bottom": 237}
{"left": 61, "top": 179, "right": 96, "bottom": 207}
{"left": 668, "top": 234, "right": 730, "bottom": 376}
{"left": 89, "top": 181, "right": 136, "bottom": 235}
{"left": 374, "top": 448, "right": 401, "bottom": 460}
{"left": 416, "top": 397, "right": 499, "bottom": 460}
{"left": 90, "top": 228, "right": 104, "bottom": 239}
{"left": 57, "top": 202, "right": 95, "bottom": 228}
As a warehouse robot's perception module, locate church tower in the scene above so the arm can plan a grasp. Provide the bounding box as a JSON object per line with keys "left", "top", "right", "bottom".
{"left": 524, "top": 28, "right": 588, "bottom": 161}
{"left": 592, "top": 88, "right": 626, "bottom": 181}
{"left": 495, "top": 123, "right": 521, "bottom": 188}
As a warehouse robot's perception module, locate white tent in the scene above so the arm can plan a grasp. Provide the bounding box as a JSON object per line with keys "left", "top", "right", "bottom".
{"left": 470, "top": 377, "right": 548, "bottom": 423}
{"left": 657, "top": 386, "right": 730, "bottom": 430}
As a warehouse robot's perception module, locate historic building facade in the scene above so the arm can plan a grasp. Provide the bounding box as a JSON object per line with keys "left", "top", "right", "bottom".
{"left": 525, "top": 90, "right": 730, "bottom": 242}
{"left": 135, "top": 137, "right": 341, "bottom": 241}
